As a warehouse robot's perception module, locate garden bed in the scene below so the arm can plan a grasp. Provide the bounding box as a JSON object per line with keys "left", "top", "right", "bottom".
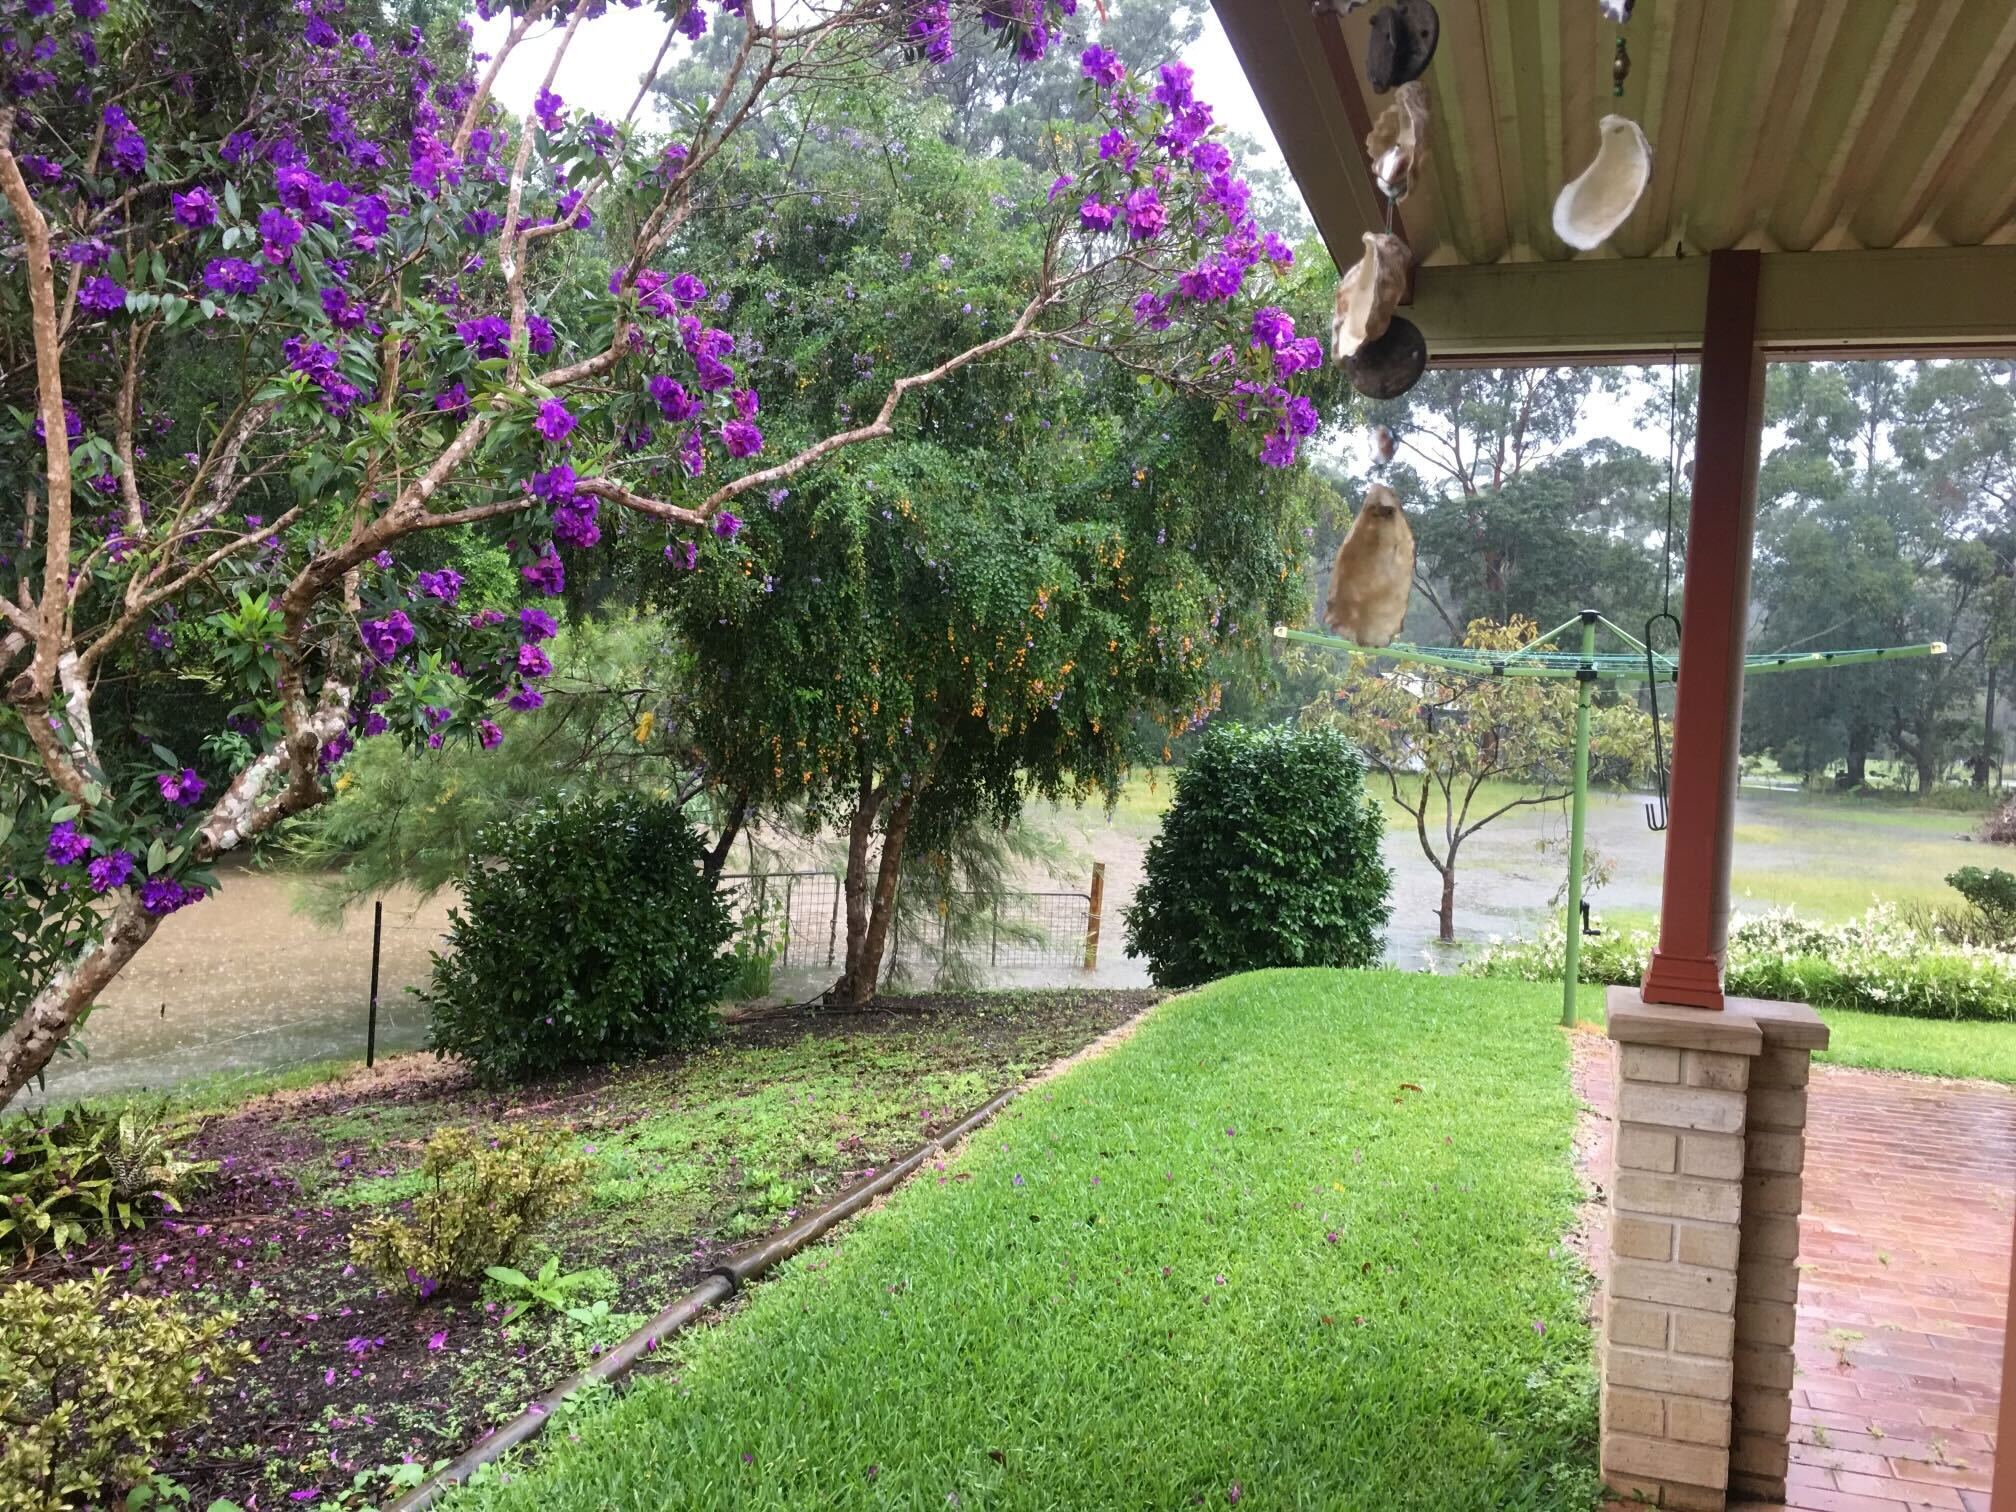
{"left": 444, "top": 970, "right": 1601, "bottom": 1511}
{"left": 11, "top": 989, "right": 1151, "bottom": 1510}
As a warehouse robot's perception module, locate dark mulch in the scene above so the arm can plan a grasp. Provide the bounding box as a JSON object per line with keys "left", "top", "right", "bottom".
{"left": 12, "top": 989, "right": 1155, "bottom": 1510}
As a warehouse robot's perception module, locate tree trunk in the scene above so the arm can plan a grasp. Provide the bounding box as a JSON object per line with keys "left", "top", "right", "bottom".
{"left": 0, "top": 895, "right": 159, "bottom": 1108}
{"left": 1981, "top": 665, "right": 1998, "bottom": 790}
{"left": 1916, "top": 746, "right": 1938, "bottom": 795}
{"left": 1436, "top": 865, "right": 1456, "bottom": 944}
{"left": 835, "top": 767, "right": 883, "bottom": 1004}
{"left": 1841, "top": 731, "right": 1870, "bottom": 790}
{"left": 833, "top": 785, "right": 917, "bottom": 1006}
{"left": 702, "top": 792, "right": 748, "bottom": 883}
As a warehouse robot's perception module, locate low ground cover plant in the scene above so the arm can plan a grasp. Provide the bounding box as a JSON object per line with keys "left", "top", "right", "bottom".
{"left": 351, "top": 1124, "right": 588, "bottom": 1297}
{"left": 443, "top": 971, "right": 1598, "bottom": 1511}
{"left": 0, "top": 1102, "right": 213, "bottom": 1262}
{"left": 1468, "top": 904, "right": 2016, "bottom": 1022}
{"left": 0, "top": 1275, "right": 250, "bottom": 1511}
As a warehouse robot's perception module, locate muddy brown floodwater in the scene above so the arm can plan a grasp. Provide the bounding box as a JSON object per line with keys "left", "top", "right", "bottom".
{"left": 23, "top": 784, "right": 1986, "bottom": 1103}
{"left": 34, "top": 869, "right": 455, "bottom": 1103}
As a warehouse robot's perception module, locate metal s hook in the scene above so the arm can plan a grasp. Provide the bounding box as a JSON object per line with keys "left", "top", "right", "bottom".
{"left": 1643, "top": 610, "right": 1678, "bottom": 831}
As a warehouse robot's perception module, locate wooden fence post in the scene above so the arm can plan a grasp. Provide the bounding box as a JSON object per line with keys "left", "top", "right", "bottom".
{"left": 1084, "top": 862, "right": 1106, "bottom": 971}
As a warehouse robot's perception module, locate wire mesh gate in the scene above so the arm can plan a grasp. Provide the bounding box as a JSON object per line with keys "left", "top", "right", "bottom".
{"left": 715, "top": 866, "right": 1107, "bottom": 975}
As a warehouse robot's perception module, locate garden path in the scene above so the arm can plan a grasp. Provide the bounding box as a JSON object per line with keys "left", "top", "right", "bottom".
{"left": 1578, "top": 1035, "right": 2014, "bottom": 1512}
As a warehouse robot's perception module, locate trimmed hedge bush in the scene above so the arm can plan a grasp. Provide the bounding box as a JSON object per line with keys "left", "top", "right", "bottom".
{"left": 421, "top": 796, "right": 736, "bottom": 1082}
{"left": 1467, "top": 905, "right": 2016, "bottom": 1023}
{"left": 1123, "top": 722, "right": 1392, "bottom": 988}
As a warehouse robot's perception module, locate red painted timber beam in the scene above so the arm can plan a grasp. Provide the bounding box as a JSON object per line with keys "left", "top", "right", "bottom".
{"left": 1641, "top": 250, "right": 1766, "bottom": 1011}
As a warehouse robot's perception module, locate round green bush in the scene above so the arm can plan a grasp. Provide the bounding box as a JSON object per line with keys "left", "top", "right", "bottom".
{"left": 420, "top": 796, "right": 736, "bottom": 1082}
{"left": 1122, "top": 722, "right": 1392, "bottom": 988}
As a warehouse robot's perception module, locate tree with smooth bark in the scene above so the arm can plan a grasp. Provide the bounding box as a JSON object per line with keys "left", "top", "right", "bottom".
{"left": 0, "top": 0, "right": 1326, "bottom": 1103}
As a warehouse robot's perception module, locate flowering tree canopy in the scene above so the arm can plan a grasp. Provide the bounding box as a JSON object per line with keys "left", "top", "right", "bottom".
{"left": 0, "top": 0, "right": 1325, "bottom": 1101}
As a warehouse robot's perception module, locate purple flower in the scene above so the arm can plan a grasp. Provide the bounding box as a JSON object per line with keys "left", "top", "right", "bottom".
{"left": 361, "top": 712, "right": 389, "bottom": 738}
{"left": 1251, "top": 306, "right": 1295, "bottom": 351}
{"left": 527, "top": 313, "right": 556, "bottom": 356}
{"left": 157, "top": 767, "right": 206, "bottom": 806}
{"left": 1273, "top": 337, "right": 1324, "bottom": 377}
{"left": 519, "top": 607, "right": 558, "bottom": 642}
{"left": 203, "top": 257, "right": 261, "bottom": 296}
{"left": 648, "top": 375, "right": 702, "bottom": 422}
{"left": 304, "top": 12, "right": 338, "bottom": 46}
{"left": 534, "top": 87, "right": 566, "bottom": 134}
{"left": 1097, "top": 128, "right": 1136, "bottom": 168}
{"left": 360, "top": 611, "right": 416, "bottom": 663}
{"left": 712, "top": 511, "right": 743, "bottom": 540}
{"left": 534, "top": 399, "right": 577, "bottom": 444}
{"left": 732, "top": 388, "right": 760, "bottom": 420}
{"left": 456, "top": 315, "right": 510, "bottom": 360}
{"left": 1123, "top": 188, "right": 1166, "bottom": 242}
{"left": 45, "top": 821, "right": 90, "bottom": 867}
{"left": 476, "top": 721, "right": 503, "bottom": 750}
{"left": 101, "top": 104, "right": 146, "bottom": 176}
{"left": 78, "top": 276, "right": 126, "bottom": 313}
{"left": 508, "top": 686, "right": 545, "bottom": 712}
{"left": 670, "top": 272, "right": 707, "bottom": 306}
{"left": 320, "top": 285, "right": 370, "bottom": 331}
{"left": 521, "top": 550, "right": 566, "bottom": 597}
{"left": 1260, "top": 428, "right": 1297, "bottom": 469}
{"left": 1080, "top": 44, "right": 1125, "bottom": 87}
{"left": 140, "top": 877, "right": 205, "bottom": 917}
{"left": 666, "top": 540, "right": 699, "bottom": 571}
{"left": 517, "top": 643, "right": 553, "bottom": 678}
{"left": 172, "top": 187, "right": 217, "bottom": 228}
{"left": 721, "top": 419, "right": 763, "bottom": 458}
{"left": 435, "top": 383, "right": 468, "bottom": 416}
{"left": 532, "top": 463, "right": 578, "bottom": 506}
{"left": 258, "top": 208, "right": 303, "bottom": 264}
{"left": 1077, "top": 199, "right": 1116, "bottom": 234}
{"left": 416, "top": 569, "right": 463, "bottom": 603}
{"left": 1151, "top": 61, "right": 1195, "bottom": 110}
{"left": 1046, "top": 174, "right": 1075, "bottom": 204}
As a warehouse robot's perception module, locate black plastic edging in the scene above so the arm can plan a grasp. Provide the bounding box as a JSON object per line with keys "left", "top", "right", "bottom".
{"left": 387, "top": 1083, "right": 1022, "bottom": 1510}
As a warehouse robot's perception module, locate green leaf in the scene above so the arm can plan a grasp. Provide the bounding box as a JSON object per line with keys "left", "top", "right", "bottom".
{"left": 147, "top": 838, "right": 168, "bottom": 875}
{"left": 485, "top": 1265, "right": 530, "bottom": 1288}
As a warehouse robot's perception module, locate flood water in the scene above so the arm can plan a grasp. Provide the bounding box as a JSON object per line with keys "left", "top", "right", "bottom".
{"left": 20, "top": 784, "right": 1985, "bottom": 1104}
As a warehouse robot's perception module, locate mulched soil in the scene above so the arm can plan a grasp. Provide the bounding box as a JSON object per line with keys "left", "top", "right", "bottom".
{"left": 13, "top": 989, "right": 1153, "bottom": 1511}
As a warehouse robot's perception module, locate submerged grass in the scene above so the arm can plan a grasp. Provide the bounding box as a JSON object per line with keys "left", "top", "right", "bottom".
{"left": 449, "top": 971, "right": 1599, "bottom": 1512}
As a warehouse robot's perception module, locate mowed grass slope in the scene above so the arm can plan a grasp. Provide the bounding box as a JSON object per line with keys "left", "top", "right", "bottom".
{"left": 451, "top": 972, "right": 1600, "bottom": 1512}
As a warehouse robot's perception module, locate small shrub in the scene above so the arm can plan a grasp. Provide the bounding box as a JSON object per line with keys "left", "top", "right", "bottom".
{"left": 1948, "top": 866, "right": 2016, "bottom": 943}
{"left": 420, "top": 795, "right": 736, "bottom": 1082}
{"left": 0, "top": 1103, "right": 214, "bottom": 1263}
{"left": 1123, "top": 722, "right": 1392, "bottom": 989}
{"left": 350, "top": 1124, "right": 587, "bottom": 1297}
{"left": 0, "top": 1274, "right": 251, "bottom": 1511}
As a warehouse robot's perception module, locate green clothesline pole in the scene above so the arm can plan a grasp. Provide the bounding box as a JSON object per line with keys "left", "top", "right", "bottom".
{"left": 1561, "top": 611, "right": 1599, "bottom": 1028}
{"left": 1273, "top": 620, "right": 1950, "bottom": 1030}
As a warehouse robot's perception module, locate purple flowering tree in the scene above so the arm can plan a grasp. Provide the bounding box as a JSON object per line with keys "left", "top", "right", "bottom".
{"left": 0, "top": 0, "right": 1323, "bottom": 1102}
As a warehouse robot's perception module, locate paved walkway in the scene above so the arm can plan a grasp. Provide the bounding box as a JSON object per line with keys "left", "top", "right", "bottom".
{"left": 1576, "top": 1035, "right": 2014, "bottom": 1512}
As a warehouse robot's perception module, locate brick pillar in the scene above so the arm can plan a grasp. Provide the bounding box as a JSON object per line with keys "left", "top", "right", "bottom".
{"left": 1602, "top": 993, "right": 1761, "bottom": 1510}
{"left": 1728, "top": 1003, "right": 1827, "bottom": 1502}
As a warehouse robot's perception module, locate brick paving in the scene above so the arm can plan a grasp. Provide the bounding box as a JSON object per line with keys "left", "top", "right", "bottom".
{"left": 1575, "top": 1033, "right": 2014, "bottom": 1511}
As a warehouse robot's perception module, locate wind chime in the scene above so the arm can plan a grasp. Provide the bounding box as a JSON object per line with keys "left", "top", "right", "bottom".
{"left": 1314, "top": 0, "right": 1662, "bottom": 646}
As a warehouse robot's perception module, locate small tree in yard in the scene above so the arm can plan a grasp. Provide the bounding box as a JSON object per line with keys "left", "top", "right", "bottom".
{"left": 0, "top": 0, "right": 1329, "bottom": 1102}
{"left": 1310, "top": 617, "right": 1651, "bottom": 943}
{"left": 1123, "top": 722, "right": 1391, "bottom": 990}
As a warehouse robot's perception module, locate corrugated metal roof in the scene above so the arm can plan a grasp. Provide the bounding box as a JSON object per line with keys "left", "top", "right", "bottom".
{"left": 1218, "top": 0, "right": 2016, "bottom": 272}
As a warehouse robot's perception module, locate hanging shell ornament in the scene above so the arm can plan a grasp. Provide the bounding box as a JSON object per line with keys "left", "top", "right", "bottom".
{"left": 1365, "top": 80, "right": 1431, "bottom": 203}
{"left": 1552, "top": 114, "right": 1652, "bottom": 250}
{"left": 1346, "top": 316, "right": 1428, "bottom": 401}
{"left": 1599, "top": 0, "right": 1633, "bottom": 21}
{"left": 1364, "top": 0, "right": 1439, "bottom": 93}
{"left": 1372, "top": 424, "right": 1397, "bottom": 464}
{"left": 1331, "top": 231, "right": 1412, "bottom": 361}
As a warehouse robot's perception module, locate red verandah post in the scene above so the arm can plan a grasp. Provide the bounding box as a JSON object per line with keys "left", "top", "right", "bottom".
{"left": 1640, "top": 249, "right": 1766, "bottom": 1011}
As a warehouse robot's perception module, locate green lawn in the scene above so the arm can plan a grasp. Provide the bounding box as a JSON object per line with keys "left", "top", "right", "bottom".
{"left": 1813, "top": 1008, "right": 2016, "bottom": 1084}
{"left": 449, "top": 972, "right": 1600, "bottom": 1511}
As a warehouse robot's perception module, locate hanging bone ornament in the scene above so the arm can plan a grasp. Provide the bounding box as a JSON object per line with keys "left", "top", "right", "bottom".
{"left": 1331, "top": 231, "right": 1412, "bottom": 361}
{"left": 1552, "top": 114, "right": 1652, "bottom": 250}
{"left": 1325, "top": 483, "right": 1415, "bottom": 647}
{"left": 1372, "top": 424, "right": 1397, "bottom": 465}
{"left": 1364, "top": 0, "right": 1439, "bottom": 93}
{"left": 1365, "top": 80, "right": 1431, "bottom": 203}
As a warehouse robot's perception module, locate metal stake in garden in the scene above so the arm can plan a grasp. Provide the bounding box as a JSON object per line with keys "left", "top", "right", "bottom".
{"left": 1277, "top": 619, "right": 1948, "bottom": 1028}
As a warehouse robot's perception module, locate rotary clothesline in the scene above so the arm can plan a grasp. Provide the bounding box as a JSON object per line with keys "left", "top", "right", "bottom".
{"left": 1276, "top": 613, "right": 1948, "bottom": 1026}
{"left": 1274, "top": 617, "right": 1948, "bottom": 683}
